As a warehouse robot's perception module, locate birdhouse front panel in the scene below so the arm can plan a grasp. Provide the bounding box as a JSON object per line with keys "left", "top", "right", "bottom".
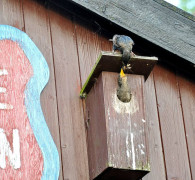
{"left": 103, "top": 72, "right": 149, "bottom": 170}
{"left": 85, "top": 72, "right": 149, "bottom": 180}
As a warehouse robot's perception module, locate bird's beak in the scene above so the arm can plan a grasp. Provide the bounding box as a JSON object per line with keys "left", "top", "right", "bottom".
{"left": 120, "top": 68, "right": 126, "bottom": 78}
{"left": 109, "top": 39, "right": 113, "bottom": 41}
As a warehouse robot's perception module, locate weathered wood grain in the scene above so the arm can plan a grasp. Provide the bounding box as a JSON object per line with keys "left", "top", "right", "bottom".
{"left": 22, "top": 0, "right": 63, "bottom": 179}
{"left": 153, "top": 65, "right": 191, "bottom": 180}
{"left": 0, "top": 0, "right": 24, "bottom": 30}
{"left": 178, "top": 74, "right": 195, "bottom": 179}
{"left": 49, "top": 8, "right": 89, "bottom": 180}
{"left": 143, "top": 72, "right": 166, "bottom": 180}
{"left": 86, "top": 72, "right": 149, "bottom": 180}
{"left": 103, "top": 72, "right": 149, "bottom": 171}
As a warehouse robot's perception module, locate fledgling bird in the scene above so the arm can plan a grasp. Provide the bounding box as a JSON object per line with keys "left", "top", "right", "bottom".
{"left": 117, "top": 68, "right": 131, "bottom": 103}
{"left": 110, "top": 34, "right": 135, "bottom": 67}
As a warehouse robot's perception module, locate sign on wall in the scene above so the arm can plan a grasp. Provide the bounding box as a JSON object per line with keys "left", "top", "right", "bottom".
{"left": 0, "top": 25, "right": 59, "bottom": 179}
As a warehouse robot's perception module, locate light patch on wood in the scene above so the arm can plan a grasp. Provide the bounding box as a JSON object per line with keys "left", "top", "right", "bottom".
{"left": 0, "top": 87, "right": 6, "bottom": 93}
{"left": 141, "top": 149, "right": 145, "bottom": 155}
{"left": 0, "top": 129, "right": 21, "bottom": 169}
{"left": 130, "top": 133, "right": 136, "bottom": 169}
{"left": 0, "top": 69, "right": 8, "bottom": 76}
{"left": 138, "top": 144, "right": 145, "bottom": 156}
{"left": 0, "top": 103, "right": 13, "bottom": 110}
{"left": 112, "top": 92, "right": 139, "bottom": 114}
{"left": 126, "top": 135, "right": 130, "bottom": 158}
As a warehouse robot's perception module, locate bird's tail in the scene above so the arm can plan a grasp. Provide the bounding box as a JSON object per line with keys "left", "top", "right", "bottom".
{"left": 122, "top": 48, "right": 131, "bottom": 65}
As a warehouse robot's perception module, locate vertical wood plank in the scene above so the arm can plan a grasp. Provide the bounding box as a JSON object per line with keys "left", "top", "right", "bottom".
{"left": 143, "top": 73, "right": 166, "bottom": 180}
{"left": 22, "top": 1, "right": 63, "bottom": 179}
{"left": 99, "top": 35, "right": 112, "bottom": 52}
{"left": 178, "top": 74, "right": 195, "bottom": 179}
{"left": 49, "top": 9, "right": 89, "bottom": 180}
{"left": 0, "top": 0, "right": 24, "bottom": 30}
{"left": 153, "top": 65, "right": 191, "bottom": 180}
{"left": 74, "top": 21, "right": 102, "bottom": 85}
{"left": 85, "top": 74, "right": 108, "bottom": 179}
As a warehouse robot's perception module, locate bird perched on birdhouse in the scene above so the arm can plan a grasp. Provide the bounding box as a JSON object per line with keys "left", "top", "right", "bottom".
{"left": 110, "top": 34, "right": 135, "bottom": 68}
{"left": 109, "top": 35, "right": 134, "bottom": 102}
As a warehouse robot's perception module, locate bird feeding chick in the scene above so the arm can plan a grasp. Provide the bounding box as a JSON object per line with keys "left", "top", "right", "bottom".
{"left": 117, "top": 68, "right": 132, "bottom": 103}
{"left": 110, "top": 35, "right": 133, "bottom": 102}
{"left": 110, "top": 34, "right": 135, "bottom": 70}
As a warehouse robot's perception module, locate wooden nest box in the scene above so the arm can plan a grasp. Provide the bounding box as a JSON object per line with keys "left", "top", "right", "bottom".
{"left": 80, "top": 52, "right": 158, "bottom": 180}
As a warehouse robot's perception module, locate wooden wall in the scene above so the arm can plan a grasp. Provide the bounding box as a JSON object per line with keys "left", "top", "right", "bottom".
{"left": 0, "top": 0, "right": 194, "bottom": 179}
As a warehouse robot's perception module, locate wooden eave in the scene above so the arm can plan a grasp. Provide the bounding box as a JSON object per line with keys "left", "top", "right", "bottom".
{"left": 45, "top": 0, "right": 195, "bottom": 76}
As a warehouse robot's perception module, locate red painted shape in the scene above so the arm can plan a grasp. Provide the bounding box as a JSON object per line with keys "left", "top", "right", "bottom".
{"left": 0, "top": 40, "right": 43, "bottom": 179}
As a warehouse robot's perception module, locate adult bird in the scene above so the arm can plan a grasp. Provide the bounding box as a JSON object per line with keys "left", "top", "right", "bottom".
{"left": 110, "top": 35, "right": 135, "bottom": 67}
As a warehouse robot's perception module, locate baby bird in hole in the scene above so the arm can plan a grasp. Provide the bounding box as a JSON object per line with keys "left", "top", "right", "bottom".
{"left": 117, "top": 69, "right": 132, "bottom": 103}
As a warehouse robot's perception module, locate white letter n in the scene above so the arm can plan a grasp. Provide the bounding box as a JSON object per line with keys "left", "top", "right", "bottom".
{"left": 0, "top": 128, "right": 21, "bottom": 169}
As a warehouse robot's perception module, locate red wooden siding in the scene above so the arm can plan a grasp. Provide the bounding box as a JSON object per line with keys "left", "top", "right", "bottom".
{"left": 178, "top": 74, "right": 195, "bottom": 179}
{"left": 0, "top": 0, "right": 194, "bottom": 179}
{"left": 143, "top": 72, "right": 166, "bottom": 180}
{"left": 153, "top": 66, "right": 191, "bottom": 180}
{"left": 49, "top": 8, "right": 89, "bottom": 180}
{"left": 22, "top": 1, "right": 64, "bottom": 179}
